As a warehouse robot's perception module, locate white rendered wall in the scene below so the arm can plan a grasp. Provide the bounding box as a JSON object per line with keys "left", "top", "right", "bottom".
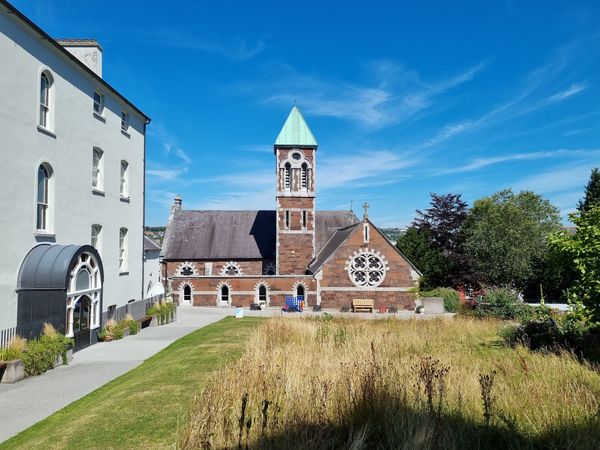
{"left": 0, "top": 10, "right": 146, "bottom": 331}
{"left": 143, "top": 250, "right": 162, "bottom": 297}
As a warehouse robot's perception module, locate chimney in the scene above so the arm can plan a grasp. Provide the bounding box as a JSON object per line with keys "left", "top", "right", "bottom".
{"left": 168, "top": 195, "right": 182, "bottom": 222}
{"left": 56, "top": 38, "right": 103, "bottom": 77}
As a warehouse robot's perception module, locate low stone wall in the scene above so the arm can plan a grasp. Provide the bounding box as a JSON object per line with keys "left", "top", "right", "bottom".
{"left": 320, "top": 292, "right": 416, "bottom": 310}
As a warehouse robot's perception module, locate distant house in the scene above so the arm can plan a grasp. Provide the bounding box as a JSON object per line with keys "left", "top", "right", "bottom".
{"left": 144, "top": 236, "right": 163, "bottom": 298}
{"left": 0, "top": 0, "right": 149, "bottom": 350}
{"left": 162, "top": 107, "right": 420, "bottom": 310}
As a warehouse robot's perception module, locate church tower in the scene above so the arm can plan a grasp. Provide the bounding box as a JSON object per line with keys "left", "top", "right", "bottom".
{"left": 274, "top": 106, "right": 317, "bottom": 275}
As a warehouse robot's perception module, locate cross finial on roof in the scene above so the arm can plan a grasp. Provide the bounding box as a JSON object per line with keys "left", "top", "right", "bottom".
{"left": 362, "top": 202, "right": 369, "bottom": 219}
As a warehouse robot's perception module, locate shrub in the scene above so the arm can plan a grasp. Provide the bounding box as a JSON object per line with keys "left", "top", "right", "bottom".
{"left": 119, "top": 313, "right": 140, "bottom": 335}
{"left": 0, "top": 336, "right": 27, "bottom": 361}
{"left": 466, "top": 287, "right": 534, "bottom": 320}
{"left": 147, "top": 301, "right": 176, "bottom": 325}
{"left": 98, "top": 319, "right": 123, "bottom": 342}
{"left": 21, "top": 331, "right": 73, "bottom": 376}
{"left": 420, "top": 288, "right": 460, "bottom": 312}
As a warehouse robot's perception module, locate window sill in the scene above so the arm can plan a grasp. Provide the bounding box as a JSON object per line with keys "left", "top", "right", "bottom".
{"left": 119, "top": 271, "right": 129, "bottom": 276}
{"left": 120, "top": 196, "right": 130, "bottom": 203}
{"left": 34, "top": 231, "right": 55, "bottom": 237}
{"left": 121, "top": 129, "right": 131, "bottom": 138}
{"left": 37, "top": 125, "right": 56, "bottom": 138}
{"left": 93, "top": 112, "right": 106, "bottom": 123}
{"left": 92, "top": 188, "right": 105, "bottom": 197}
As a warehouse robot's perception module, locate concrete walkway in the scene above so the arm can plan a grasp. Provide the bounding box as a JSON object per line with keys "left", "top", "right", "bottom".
{"left": 0, "top": 306, "right": 231, "bottom": 443}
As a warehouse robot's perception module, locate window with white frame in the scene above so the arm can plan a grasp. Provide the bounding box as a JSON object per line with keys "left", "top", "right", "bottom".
{"left": 285, "top": 210, "right": 290, "bottom": 230}
{"left": 121, "top": 111, "right": 130, "bottom": 133}
{"left": 36, "top": 164, "right": 51, "bottom": 232}
{"left": 220, "top": 285, "right": 230, "bottom": 303}
{"left": 120, "top": 160, "right": 129, "bottom": 198}
{"left": 302, "top": 210, "right": 307, "bottom": 230}
{"left": 119, "top": 227, "right": 128, "bottom": 272}
{"left": 363, "top": 224, "right": 370, "bottom": 243}
{"left": 93, "top": 91, "right": 104, "bottom": 115}
{"left": 39, "top": 71, "right": 53, "bottom": 129}
{"left": 91, "top": 224, "right": 102, "bottom": 252}
{"left": 92, "top": 147, "right": 104, "bottom": 190}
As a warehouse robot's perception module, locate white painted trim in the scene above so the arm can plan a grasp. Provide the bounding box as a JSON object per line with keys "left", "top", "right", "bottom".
{"left": 193, "top": 291, "right": 317, "bottom": 296}
{"left": 320, "top": 286, "right": 412, "bottom": 292}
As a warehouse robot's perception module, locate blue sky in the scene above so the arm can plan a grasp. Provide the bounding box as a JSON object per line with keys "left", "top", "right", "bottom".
{"left": 14, "top": 0, "right": 600, "bottom": 226}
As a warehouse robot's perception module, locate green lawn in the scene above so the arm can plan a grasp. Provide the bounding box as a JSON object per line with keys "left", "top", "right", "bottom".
{"left": 1, "top": 317, "right": 264, "bottom": 450}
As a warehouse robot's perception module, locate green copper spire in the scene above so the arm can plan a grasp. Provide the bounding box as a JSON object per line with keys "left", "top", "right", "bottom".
{"left": 275, "top": 106, "right": 318, "bottom": 147}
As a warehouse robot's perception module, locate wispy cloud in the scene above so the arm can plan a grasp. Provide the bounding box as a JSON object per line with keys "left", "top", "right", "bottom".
{"left": 436, "top": 148, "right": 600, "bottom": 175}
{"left": 146, "top": 166, "right": 188, "bottom": 182}
{"left": 511, "top": 162, "right": 595, "bottom": 194}
{"left": 244, "top": 60, "right": 486, "bottom": 129}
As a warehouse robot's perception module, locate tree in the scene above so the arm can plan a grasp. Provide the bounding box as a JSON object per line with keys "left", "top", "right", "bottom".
{"left": 413, "top": 193, "right": 473, "bottom": 286}
{"left": 396, "top": 227, "right": 447, "bottom": 290}
{"left": 577, "top": 168, "right": 600, "bottom": 212}
{"left": 549, "top": 206, "right": 600, "bottom": 323}
{"left": 464, "top": 189, "right": 561, "bottom": 290}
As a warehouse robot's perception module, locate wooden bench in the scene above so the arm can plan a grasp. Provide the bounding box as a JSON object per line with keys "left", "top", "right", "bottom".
{"left": 352, "top": 299, "right": 374, "bottom": 313}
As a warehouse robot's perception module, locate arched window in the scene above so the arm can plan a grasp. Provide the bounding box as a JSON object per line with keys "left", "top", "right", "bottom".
{"left": 220, "top": 285, "right": 229, "bottom": 303}
{"left": 119, "top": 228, "right": 128, "bottom": 272}
{"left": 36, "top": 164, "right": 51, "bottom": 231}
{"left": 183, "top": 285, "right": 192, "bottom": 303}
{"left": 221, "top": 262, "right": 242, "bottom": 276}
{"left": 258, "top": 285, "right": 267, "bottom": 303}
{"left": 91, "top": 224, "right": 102, "bottom": 252}
{"left": 296, "top": 284, "right": 305, "bottom": 300}
{"left": 39, "top": 71, "right": 52, "bottom": 128}
{"left": 284, "top": 162, "right": 291, "bottom": 190}
{"left": 92, "top": 148, "right": 103, "bottom": 190}
{"left": 180, "top": 266, "right": 194, "bottom": 276}
{"left": 120, "top": 160, "right": 129, "bottom": 198}
{"left": 301, "top": 163, "right": 308, "bottom": 189}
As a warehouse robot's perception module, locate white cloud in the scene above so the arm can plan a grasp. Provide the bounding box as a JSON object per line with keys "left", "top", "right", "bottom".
{"left": 511, "top": 162, "right": 594, "bottom": 194}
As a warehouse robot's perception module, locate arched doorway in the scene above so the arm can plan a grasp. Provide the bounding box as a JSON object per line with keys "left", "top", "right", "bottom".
{"left": 218, "top": 284, "right": 230, "bottom": 306}
{"left": 257, "top": 284, "right": 268, "bottom": 306}
{"left": 17, "top": 244, "right": 103, "bottom": 351}
{"left": 295, "top": 284, "right": 306, "bottom": 304}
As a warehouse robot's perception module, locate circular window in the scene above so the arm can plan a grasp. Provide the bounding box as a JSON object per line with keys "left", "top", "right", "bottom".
{"left": 291, "top": 152, "right": 302, "bottom": 161}
{"left": 348, "top": 251, "right": 386, "bottom": 287}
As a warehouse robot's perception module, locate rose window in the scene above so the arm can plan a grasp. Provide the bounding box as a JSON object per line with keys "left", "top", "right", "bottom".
{"left": 348, "top": 251, "right": 386, "bottom": 287}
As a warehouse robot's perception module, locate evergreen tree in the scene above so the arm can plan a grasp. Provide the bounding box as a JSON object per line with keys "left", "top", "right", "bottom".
{"left": 577, "top": 168, "right": 600, "bottom": 212}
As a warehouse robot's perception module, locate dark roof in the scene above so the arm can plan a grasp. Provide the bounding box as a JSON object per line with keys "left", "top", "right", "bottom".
{"left": 0, "top": 0, "right": 149, "bottom": 122}
{"left": 143, "top": 235, "right": 161, "bottom": 252}
{"left": 17, "top": 244, "right": 103, "bottom": 291}
{"left": 162, "top": 209, "right": 359, "bottom": 261}
{"left": 308, "top": 223, "right": 359, "bottom": 274}
{"left": 315, "top": 210, "right": 359, "bottom": 251}
{"left": 163, "top": 211, "right": 276, "bottom": 260}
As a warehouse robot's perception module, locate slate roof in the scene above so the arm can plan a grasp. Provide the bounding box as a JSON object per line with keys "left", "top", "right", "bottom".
{"left": 308, "top": 223, "right": 359, "bottom": 274}
{"left": 162, "top": 209, "right": 359, "bottom": 261}
{"left": 143, "top": 235, "right": 161, "bottom": 252}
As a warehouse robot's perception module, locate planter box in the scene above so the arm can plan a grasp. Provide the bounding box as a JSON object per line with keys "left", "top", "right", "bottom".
{"left": 53, "top": 348, "right": 74, "bottom": 368}
{"left": 421, "top": 297, "right": 445, "bottom": 314}
{"left": 1, "top": 360, "right": 25, "bottom": 383}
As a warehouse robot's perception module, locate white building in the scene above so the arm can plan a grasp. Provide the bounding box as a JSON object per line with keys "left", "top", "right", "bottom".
{"left": 143, "top": 236, "right": 163, "bottom": 298}
{"left": 0, "top": 0, "right": 149, "bottom": 350}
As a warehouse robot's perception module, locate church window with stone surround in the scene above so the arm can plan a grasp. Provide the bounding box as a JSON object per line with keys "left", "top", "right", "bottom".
{"left": 302, "top": 210, "right": 307, "bottom": 229}
{"left": 301, "top": 162, "right": 308, "bottom": 189}
{"left": 180, "top": 266, "right": 194, "bottom": 276}
{"left": 258, "top": 285, "right": 267, "bottom": 303}
{"left": 223, "top": 264, "right": 240, "bottom": 276}
{"left": 348, "top": 251, "right": 386, "bottom": 287}
{"left": 220, "top": 285, "right": 229, "bottom": 303}
{"left": 284, "top": 162, "right": 291, "bottom": 190}
{"left": 36, "top": 164, "right": 51, "bottom": 231}
{"left": 92, "top": 147, "right": 103, "bottom": 190}
{"left": 285, "top": 210, "right": 290, "bottom": 230}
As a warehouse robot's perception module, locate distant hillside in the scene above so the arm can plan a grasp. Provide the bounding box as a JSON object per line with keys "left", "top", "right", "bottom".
{"left": 144, "top": 226, "right": 165, "bottom": 246}
{"left": 381, "top": 227, "right": 406, "bottom": 244}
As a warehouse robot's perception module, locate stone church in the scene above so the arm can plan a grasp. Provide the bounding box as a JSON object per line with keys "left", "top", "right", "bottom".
{"left": 161, "top": 107, "right": 421, "bottom": 310}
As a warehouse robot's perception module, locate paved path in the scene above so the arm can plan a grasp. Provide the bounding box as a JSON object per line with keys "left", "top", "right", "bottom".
{"left": 0, "top": 306, "right": 230, "bottom": 443}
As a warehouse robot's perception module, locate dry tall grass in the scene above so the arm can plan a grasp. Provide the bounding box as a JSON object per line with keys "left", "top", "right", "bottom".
{"left": 180, "top": 317, "right": 600, "bottom": 449}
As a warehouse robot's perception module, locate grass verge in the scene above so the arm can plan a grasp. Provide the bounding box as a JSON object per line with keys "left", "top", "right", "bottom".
{"left": 0, "top": 316, "right": 264, "bottom": 450}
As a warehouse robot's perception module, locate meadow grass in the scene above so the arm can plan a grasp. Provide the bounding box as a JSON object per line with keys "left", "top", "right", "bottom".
{"left": 180, "top": 316, "right": 600, "bottom": 449}
{"left": 0, "top": 317, "right": 264, "bottom": 450}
